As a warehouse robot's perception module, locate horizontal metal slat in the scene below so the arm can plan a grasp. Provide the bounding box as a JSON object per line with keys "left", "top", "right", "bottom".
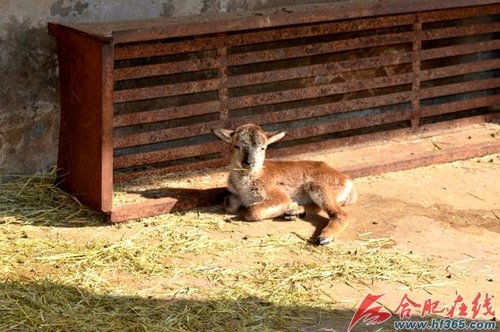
{"left": 420, "top": 39, "right": 500, "bottom": 60}
{"left": 420, "top": 4, "right": 500, "bottom": 23}
{"left": 228, "top": 91, "right": 412, "bottom": 127}
{"left": 277, "top": 109, "right": 411, "bottom": 143}
{"left": 113, "top": 141, "right": 223, "bottom": 169}
{"left": 420, "top": 21, "right": 500, "bottom": 41}
{"left": 113, "top": 101, "right": 220, "bottom": 127}
{"left": 227, "top": 73, "right": 414, "bottom": 109}
{"left": 420, "top": 77, "right": 500, "bottom": 100}
{"left": 227, "top": 32, "right": 414, "bottom": 66}
{"left": 420, "top": 58, "right": 500, "bottom": 81}
{"left": 227, "top": 52, "right": 413, "bottom": 88}
{"left": 227, "top": 14, "right": 415, "bottom": 47}
{"left": 113, "top": 120, "right": 221, "bottom": 149}
{"left": 114, "top": 78, "right": 221, "bottom": 103}
{"left": 114, "top": 58, "right": 221, "bottom": 81}
{"left": 114, "top": 159, "right": 226, "bottom": 183}
{"left": 420, "top": 95, "right": 500, "bottom": 117}
{"left": 114, "top": 38, "right": 220, "bottom": 60}
{"left": 268, "top": 127, "right": 412, "bottom": 160}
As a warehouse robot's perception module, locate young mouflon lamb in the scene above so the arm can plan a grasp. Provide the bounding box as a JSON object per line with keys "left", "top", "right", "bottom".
{"left": 214, "top": 124, "right": 357, "bottom": 245}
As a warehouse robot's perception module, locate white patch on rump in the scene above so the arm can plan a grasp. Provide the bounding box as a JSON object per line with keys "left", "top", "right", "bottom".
{"left": 337, "top": 179, "right": 353, "bottom": 205}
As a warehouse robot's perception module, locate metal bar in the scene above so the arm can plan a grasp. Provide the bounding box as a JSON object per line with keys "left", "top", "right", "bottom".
{"left": 114, "top": 38, "right": 219, "bottom": 60}
{"left": 227, "top": 14, "right": 415, "bottom": 47}
{"left": 420, "top": 58, "right": 500, "bottom": 81}
{"left": 421, "top": 22, "right": 500, "bottom": 41}
{"left": 227, "top": 73, "right": 414, "bottom": 110}
{"left": 105, "top": 1, "right": 500, "bottom": 43}
{"left": 113, "top": 120, "right": 221, "bottom": 149}
{"left": 227, "top": 32, "right": 414, "bottom": 66}
{"left": 114, "top": 78, "right": 221, "bottom": 103}
{"left": 420, "top": 4, "right": 500, "bottom": 23}
{"left": 114, "top": 158, "right": 226, "bottom": 183}
{"left": 228, "top": 91, "right": 412, "bottom": 127}
{"left": 411, "top": 16, "right": 422, "bottom": 129}
{"left": 113, "top": 101, "right": 219, "bottom": 127}
{"left": 227, "top": 52, "right": 414, "bottom": 88}
{"left": 419, "top": 113, "right": 500, "bottom": 131}
{"left": 113, "top": 141, "right": 223, "bottom": 169}
{"left": 114, "top": 57, "right": 220, "bottom": 81}
{"left": 420, "top": 95, "right": 500, "bottom": 117}
{"left": 110, "top": 197, "right": 178, "bottom": 222}
{"left": 420, "top": 77, "right": 500, "bottom": 100}
{"left": 346, "top": 140, "right": 500, "bottom": 179}
{"left": 110, "top": 187, "right": 227, "bottom": 222}
{"left": 419, "top": 39, "right": 500, "bottom": 61}
{"left": 269, "top": 127, "right": 412, "bottom": 159}
{"left": 278, "top": 109, "right": 411, "bottom": 143}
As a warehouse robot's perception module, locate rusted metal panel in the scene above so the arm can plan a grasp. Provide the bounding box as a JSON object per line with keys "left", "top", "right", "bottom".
{"left": 50, "top": 1, "right": 500, "bottom": 222}
{"left": 51, "top": 27, "right": 113, "bottom": 213}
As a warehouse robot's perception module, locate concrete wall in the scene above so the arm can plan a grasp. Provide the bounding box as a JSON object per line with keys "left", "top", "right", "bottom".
{"left": 0, "top": 0, "right": 336, "bottom": 175}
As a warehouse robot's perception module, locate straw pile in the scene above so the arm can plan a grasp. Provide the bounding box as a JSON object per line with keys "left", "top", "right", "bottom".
{"left": 0, "top": 173, "right": 442, "bottom": 331}
{"left": 0, "top": 172, "right": 102, "bottom": 226}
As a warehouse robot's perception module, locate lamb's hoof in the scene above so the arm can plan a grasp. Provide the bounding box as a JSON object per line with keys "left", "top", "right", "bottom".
{"left": 283, "top": 211, "right": 306, "bottom": 221}
{"left": 317, "top": 236, "right": 332, "bottom": 246}
{"left": 283, "top": 203, "right": 306, "bottom": 221}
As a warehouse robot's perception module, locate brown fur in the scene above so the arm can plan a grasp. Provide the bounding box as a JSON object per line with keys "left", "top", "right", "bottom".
{"left": 214, "top": 124, "right": 357, "bottom": 245}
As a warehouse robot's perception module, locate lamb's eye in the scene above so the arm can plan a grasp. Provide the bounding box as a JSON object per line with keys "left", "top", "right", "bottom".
{"left": 261, "top": 147, "right": 265, "bottom": 151}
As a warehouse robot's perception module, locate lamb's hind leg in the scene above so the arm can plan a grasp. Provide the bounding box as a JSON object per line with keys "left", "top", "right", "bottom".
{"left": 305, "top": 183, "right": 349, "bottom": 245}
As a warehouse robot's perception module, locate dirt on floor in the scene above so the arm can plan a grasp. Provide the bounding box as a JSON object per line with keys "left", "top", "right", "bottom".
{"left": 1, "top": 152, "right": 499, "bottom": 330}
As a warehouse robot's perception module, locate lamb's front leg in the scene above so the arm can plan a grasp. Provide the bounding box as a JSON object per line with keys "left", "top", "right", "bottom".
{"left": 242, "top": 189, "right": 292, "bottom": 221}
{"left": 224, "top": 194, "right": 242, "bottom": 214}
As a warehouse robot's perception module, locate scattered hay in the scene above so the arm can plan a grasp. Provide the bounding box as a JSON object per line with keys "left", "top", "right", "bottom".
{"left": 0, "top": 172, "right": 102, "bottom": 226}
{"left": 0, "top": 173, "right": 442, "bottom": 331}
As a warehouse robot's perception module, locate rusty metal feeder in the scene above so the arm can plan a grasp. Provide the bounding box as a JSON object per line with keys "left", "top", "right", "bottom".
{"left": 48, "top": 0, "right": 500, "bottom": 222}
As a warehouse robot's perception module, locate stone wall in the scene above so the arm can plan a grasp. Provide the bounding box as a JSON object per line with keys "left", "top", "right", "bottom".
{"left": 0, "top": 0, "right": 336, "bottom": 174}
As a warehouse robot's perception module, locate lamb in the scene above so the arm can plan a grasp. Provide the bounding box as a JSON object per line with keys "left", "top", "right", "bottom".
{"left": 214, "top": 124, "right": 357, "bottom": 245}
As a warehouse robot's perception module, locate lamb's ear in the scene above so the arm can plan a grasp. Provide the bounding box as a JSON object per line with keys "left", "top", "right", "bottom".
{"left": 266, "top": 130, "right": 286, "bottom": 145}
{"left": 213, "top": 128, "right": 234, "bottom": 144}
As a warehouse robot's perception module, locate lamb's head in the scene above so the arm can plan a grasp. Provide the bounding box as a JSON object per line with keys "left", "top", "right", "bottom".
{"left": 214, "top": 124, "right": 286, "bottom": 172}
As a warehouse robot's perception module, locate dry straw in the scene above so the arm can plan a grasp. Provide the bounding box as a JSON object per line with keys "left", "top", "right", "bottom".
{"left": 0, "top": 173, "right": 440, "bottom": 331}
